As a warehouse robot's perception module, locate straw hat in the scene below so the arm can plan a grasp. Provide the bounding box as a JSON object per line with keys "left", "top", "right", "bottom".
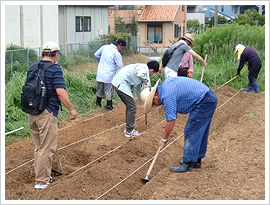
{"left": 140, "top": 79, "right": 161, "bottom": 114}
{"left": 182, "top": 33, "right": 194, "bottom": 45}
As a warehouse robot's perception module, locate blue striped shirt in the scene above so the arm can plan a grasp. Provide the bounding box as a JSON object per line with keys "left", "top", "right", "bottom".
{"left": 27, "top": 60, "right": 66, "bottom": 117}
{"left": 157, "top": 77, "right": 210, "bottom": 121}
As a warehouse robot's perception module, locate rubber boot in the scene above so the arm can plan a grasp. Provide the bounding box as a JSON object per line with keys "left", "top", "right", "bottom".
{"left": 107, "top": 100, "right": 113, "bottom": 111}
{"left": 250, "top": 80, "right": 260, "bottom": 93}
{"left": 96, "top": 97, "right": 102, "bottom": 107}
{"left": 242, "top": 81, "right": 253, "bottom": 92}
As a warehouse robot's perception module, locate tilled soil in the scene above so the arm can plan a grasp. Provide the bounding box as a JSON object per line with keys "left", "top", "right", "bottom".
{"left": 4, "top": 86, "right": 265, "bottom": 201}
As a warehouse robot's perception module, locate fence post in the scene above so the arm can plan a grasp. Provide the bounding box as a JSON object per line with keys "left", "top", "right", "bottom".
{"left": 10, "top": 51, "right": 13, "bottom": 80}
{"left": 27, "top": 48, "right": 29, "bottom": 68}
{"left": 88, "top": 42, "right": 90, "bottom": 62}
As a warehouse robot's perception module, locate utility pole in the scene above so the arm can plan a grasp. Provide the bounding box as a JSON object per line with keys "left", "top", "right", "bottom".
{"left": 214, "top": 5, "right": 218, "bottom": 27}
{"left": 258, "top": 5, "right": 262, "bottom": 15}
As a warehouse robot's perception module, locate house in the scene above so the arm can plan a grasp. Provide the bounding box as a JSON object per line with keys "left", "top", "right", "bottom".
{"left": 4, "top": 5, "right": 110, "bottom": 49}
{"left": 137, "top": 5, "right": 187, "bottom": 48}
{"left": 108, "top": 5, "right": 187, "bottom": 48}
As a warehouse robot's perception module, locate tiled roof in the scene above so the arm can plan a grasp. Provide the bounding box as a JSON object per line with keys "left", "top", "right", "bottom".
{"left": 138, "top": 5, "right": 180, "bottom": 21}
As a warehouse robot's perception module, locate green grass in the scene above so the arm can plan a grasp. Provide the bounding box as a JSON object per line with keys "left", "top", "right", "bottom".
{"left": 5, "top": 23, "right": 265, "bottom": 143}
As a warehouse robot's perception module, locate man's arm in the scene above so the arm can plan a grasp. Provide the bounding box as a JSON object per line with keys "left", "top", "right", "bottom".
{"left": 188, "top": 49, "right": 207, "bottom": 67}
{"left": 56, "top": 88, "right": 77, "bottom": 120}
{"left": 160, "top": 120, "right": 176, "bottom": 149}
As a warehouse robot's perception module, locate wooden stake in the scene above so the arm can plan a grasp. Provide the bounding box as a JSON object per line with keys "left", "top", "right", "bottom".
{"left": 200, "top": 54, "right": 208, "bottom": 82}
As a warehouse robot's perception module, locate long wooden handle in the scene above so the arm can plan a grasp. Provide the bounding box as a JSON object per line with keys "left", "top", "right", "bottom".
{"left": 146, "top": 146, "right": 162, "bottom": 177}
{"left": 215, "top": 69, "right": 248, "bottom": 91}
{"left": 200, "top": 54, "right": 208, "bottom": 82}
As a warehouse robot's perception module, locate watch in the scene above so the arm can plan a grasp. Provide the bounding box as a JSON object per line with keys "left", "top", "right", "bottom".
{"left": 161, "top": 138, "right": 168, "bottom": 143}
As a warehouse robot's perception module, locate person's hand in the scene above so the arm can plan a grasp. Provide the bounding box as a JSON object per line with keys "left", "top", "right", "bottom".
{"left": 187, "top": 72, "right": 192, "bottom": 78}
{"left": 158, "top": 67, "right": 162, "bottom": 75}
{"left": 159, "top": 138, "right": 168, "bottom": 149}
{"left": 70, "top": 109, "right": 77, "bottom": 120}
{"left": 236, "top": 69, "right": 241, "bottom": 77}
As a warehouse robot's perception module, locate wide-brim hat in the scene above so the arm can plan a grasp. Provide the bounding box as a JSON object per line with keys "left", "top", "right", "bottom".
{"left": 182, "top": 33, "right": 194, "bottom": 44}
{"left": 140, "top": 79, "right": 161, "bottom": 114}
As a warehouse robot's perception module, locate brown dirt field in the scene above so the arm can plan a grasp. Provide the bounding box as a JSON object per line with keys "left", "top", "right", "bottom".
{"left": 4, "top": 86, "right": 266, "bottom": 201}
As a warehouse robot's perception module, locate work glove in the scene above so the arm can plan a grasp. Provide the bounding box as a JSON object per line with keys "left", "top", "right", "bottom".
{"left": 187, "top": 72, "right": 192, "bottom": 78}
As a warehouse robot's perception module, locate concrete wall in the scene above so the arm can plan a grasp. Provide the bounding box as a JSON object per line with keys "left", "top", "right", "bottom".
{"left": 59, "top": 5, "right": 109, "bottom": 44}
{"left": 187, "top": 13, "right": 205, "bottom": 24}
{"left": 5, "top": 5, "right": 58, "bottom": 48}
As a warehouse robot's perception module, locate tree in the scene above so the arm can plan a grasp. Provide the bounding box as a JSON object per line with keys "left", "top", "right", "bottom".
{"left": 235, "top": 9, "right": 265, "bottom": 26}
{"left": 187, "top": 19, "right": 205, "bottom": 34}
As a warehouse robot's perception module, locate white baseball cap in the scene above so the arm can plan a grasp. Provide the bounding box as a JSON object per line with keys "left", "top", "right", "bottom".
{"left": 42, "top": 41, "right": 61, "bottom": 53}
{"left": 234, "top": 44, "right": 245, "bottom": 53}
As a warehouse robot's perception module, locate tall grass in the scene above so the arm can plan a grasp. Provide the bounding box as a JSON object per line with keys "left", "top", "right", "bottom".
{"left": 192, "top": 23, "right": 265, "bottom": 91}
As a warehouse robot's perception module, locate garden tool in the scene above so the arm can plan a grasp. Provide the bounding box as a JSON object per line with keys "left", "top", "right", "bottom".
{"left": 142, "top": 146, "right": 162, "bottom": 183}
{"left": 200, "top": 54, "right": 208, "bottom": 82}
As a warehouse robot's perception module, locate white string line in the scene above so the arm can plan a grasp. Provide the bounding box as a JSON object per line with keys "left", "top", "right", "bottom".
{"left": 215, "top": 89, "right": 242, "bottom": 111}
{"left": 67, "top": 118, "right": 166, "bottom": 178}
{"left": 5, "top": 159, "right": 34, "bottom": 175}
{"left": 95, "top": 89, "right": 242, "bottom": 200}
{"left": 95, "top": 132, "right": 184, "bottom": 200}
{"left": 5, "top": 89, "right": 240, "bottom": 176}
{"left": 58, "top": 113, "right": 106, "bottom": 131}
{"left": 68, "top": 145, "right": 123, "bottom": 177}
{"left": 5, "top": 109, "right": 156, "bottom": 176}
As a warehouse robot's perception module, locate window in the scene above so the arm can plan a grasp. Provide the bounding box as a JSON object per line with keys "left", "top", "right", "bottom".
{"left": 76, "top": 16, "right": 91, "bottom": 32}
{"left": 221, "top": 6, "right": 224, "bottom": 12}
{"left": 119, "top": 5, "right": 134, "bottom": 10}
{"left": 174, "top": 24, "right": 179, "bottom": 38}
{"left": 147, "top": 23, "right": 162, "bottom": 43}
{"left": 182, "top": 5, "right": 185, "bottom": 12}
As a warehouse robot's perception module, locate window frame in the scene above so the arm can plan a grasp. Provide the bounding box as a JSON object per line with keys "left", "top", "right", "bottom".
{"left": 76, "top": 16, "right": 91, "bottom": 32}
{"left": 147, "top": 23, "right": 163, "bottom": 44}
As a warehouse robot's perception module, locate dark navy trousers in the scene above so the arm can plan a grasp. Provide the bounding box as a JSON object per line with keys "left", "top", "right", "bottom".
{"left": 182, "top": 90, "right": 218, "bottom": 163}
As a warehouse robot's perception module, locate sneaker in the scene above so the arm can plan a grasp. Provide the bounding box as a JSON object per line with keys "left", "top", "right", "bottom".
{"left": 124, "top": 129, "right": 141, "bottom": 138}
{"left": 48, "top": 176, "right": 53, "bottom": 184}
{"left": 34, "top": 184, "right": 48, "bottom": 189}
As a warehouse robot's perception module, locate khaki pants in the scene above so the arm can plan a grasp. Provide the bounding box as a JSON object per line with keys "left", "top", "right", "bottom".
{"left": 28, "top": 109, "right": 58, "bottom": 184}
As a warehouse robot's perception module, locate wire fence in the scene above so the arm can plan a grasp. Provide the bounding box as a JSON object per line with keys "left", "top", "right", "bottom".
{"left": 5, "top": 36, "right": 139, "bottom": 82}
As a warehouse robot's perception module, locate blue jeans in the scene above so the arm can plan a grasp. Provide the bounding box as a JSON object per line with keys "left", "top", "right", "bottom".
{"left": 182, "top": 90, "right": 218, "bottom": 163}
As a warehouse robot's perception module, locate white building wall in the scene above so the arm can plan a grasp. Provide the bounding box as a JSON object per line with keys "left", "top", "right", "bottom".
{"left": 187, "top": 13, "right": 205, "bottom": 25}
{"left": 5, "top": 5, "right": 21, "bottom": 46}
{"left": 5, "top": 5, "right": 58, "bottom": 49}
{"left": 62, "top": 5, "right": 109, "bottom": 44}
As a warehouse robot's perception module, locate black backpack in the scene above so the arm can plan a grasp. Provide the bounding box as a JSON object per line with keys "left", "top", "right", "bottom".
{"left": 21, "top": 62, "right": 54, "bottom": 115}
{"left": 162, "top": 42, "right": 183, "bottom": 67}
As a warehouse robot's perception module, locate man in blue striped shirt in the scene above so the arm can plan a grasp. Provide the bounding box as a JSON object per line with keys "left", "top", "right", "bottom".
{"left": 152, "top": 77, "right": 218, "bottom": 173}
{"left": 94, "top": 38, "right": 126, "bottom": 111}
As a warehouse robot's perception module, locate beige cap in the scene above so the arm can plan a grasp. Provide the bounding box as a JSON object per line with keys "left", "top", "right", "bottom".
{"left": 42, "top": 41, "right": 60, "bottom": 53}
{"left": 141, "top": 79, "right": 161, "bottom": 114}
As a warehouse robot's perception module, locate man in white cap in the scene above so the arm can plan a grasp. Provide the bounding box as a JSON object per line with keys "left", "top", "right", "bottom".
{"left": 94, "top": 38, "right": 126, "bottom": 111}
{"left": 234, "top": 44, "right": 262, "bottom": 93}
{"left": 151, "top": 77, "right": 217, "bottom": 173}
{"left": 159, "top": 33, "right": 207, "bottom": 78}
{"left": 25, "top": 41, "right": 77, "bottom": 189}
